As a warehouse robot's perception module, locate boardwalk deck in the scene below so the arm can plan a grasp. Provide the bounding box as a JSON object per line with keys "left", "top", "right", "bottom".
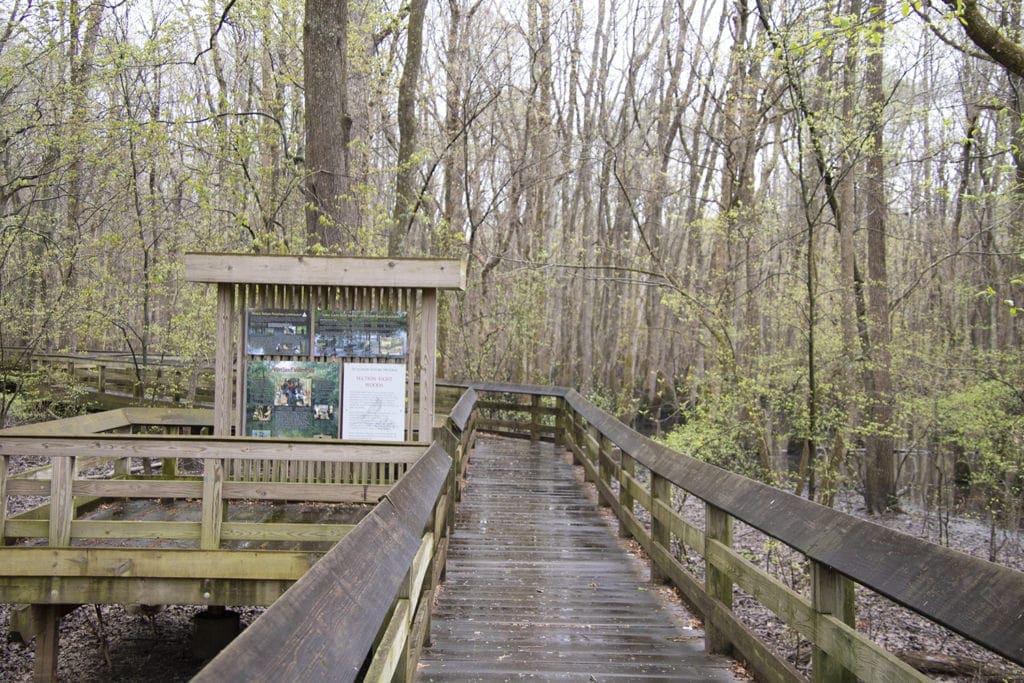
{"left": 417, "top": 437, "right": 738, "bottom": 682}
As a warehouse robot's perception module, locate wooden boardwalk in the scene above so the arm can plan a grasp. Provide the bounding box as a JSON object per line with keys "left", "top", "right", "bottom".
{"left": 417, "top": 437, "right": 738, "bottom": 681}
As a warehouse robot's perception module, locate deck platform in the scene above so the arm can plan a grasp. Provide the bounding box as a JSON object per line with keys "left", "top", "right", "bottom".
{"left": 417, "top": 436, "right": 738, "bottom": 681}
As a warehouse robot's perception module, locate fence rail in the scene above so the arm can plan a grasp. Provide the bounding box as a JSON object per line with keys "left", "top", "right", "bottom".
{"left": 4, "top": 379, "right": 1022, "bottom": 681}
{"left": 453, "top": 383, "right": 1024, "bottom": 683}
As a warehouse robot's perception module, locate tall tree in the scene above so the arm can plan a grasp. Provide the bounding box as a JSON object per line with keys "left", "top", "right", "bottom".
{"left": 861, "top": 0, "right": 897, "bottom": 514}
{"left": 390, "top": 0, "right": 428, "bottom": 255}
{"left": 304, "top": 0, "right": 350, "bottom": 248}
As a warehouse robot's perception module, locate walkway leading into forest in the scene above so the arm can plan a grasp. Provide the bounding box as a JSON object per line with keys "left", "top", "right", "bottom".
{"left": 416, "top": 436, "right": 738, "bottom": 681}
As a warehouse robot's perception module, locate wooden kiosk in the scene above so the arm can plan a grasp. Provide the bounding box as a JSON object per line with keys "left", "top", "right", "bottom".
{"left": 0, "top": 254, "right": 464, "bottom": 680}
{"left": 184, "top": 253, "right": 466, "bottom": 443}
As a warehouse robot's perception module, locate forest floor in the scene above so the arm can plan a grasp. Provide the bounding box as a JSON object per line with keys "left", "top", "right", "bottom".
{"left": 0, "top": 451, "right": 1022, "bottom": 681}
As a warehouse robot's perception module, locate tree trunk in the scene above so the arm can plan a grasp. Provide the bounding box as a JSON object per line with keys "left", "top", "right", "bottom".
{"left": 862, "top": 0, "right": 896, "bottom": 514}
{"left": 304, "top": 0, "right": 351, "bottom": 249}
{"left": 390, "top": 0, "right": 428, "bottom": 256}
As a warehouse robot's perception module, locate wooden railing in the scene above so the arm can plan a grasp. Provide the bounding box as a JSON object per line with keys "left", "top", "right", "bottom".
{"left": 9, "top": 382, "right": 1020, "bottom": 680}
{"left": 193, "top": 414, "right": 471, "bottom": 681}
{"left": 0, "top": 410, "right": 431, "bottom": 605}
{"left": 5, "top": 350, "right": 216, "bottom": 408}
{"left": 5, "top": 351, "right": 471, "bottom": 421}
{"left": 450, "top": 384, "right": 1024, "bottom": 682}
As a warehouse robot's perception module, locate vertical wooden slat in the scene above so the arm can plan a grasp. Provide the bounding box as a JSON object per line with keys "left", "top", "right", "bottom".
{"left": 705, "top": 503, "right": 734, "bottom": 656}
{"left": 48, "top": 457, "right": 74, "bottom": 547}
{"left": 618, "top": 447, "right": 633, "bottom": 539}
{"left": 650, "top": 471, "right": 671, "bottom": 583}
{"left": 33, "top": 605, "right": 61, "bottom": 682}
{"left": 201, "top": 458, "right": 225, "bottom": 550}
{"left": 530, "top": 395, "right": 541, "bottom": 443}
{"left": 418, "top": 288, "right": 438, "bottom": 442}
{"left": 215, "top": 283, "right": 234, "bottom": 436}
{"left": 0, "top": 454, "right": 6, "bottom": 545}
{"left": 406, "top": 289, "right": 418, "bottom": 439}
{"left": 812, "top": 561, "right": 856, "bottom": 683}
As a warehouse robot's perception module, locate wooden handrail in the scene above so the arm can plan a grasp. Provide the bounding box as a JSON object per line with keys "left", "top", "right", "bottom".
{"left": 193, "top": 442, "right": 452, "bottom": 682}
{"left": 453, "top": 383, "right": 1024, "bottom": 680}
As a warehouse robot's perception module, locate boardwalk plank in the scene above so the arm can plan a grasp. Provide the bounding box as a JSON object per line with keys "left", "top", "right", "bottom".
{"left": 417, "top": 437, "right": 738, "bottom": 682}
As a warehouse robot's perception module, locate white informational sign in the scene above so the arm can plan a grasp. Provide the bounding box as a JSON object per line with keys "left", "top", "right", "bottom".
{"left": 342, "top": 363, "right": 407, "bottom": 441}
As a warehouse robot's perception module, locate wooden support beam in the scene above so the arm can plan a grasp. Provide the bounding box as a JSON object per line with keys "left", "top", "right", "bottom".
{"left": 705, "top": 503, "right": 734, "bottom": 657}
{"left": 201, "top": 459, "right": 225, "bottom": 550}
{"left": 214, "top": 283, "right": 234, "bottom": 437}
{"left": 48, "top": 458, "right": 74, "bottom": 547}
{"left": 418, "top": 288, "right": 438, "bottom": 441}
{"left": 184, "top": 254, "right": 466, "bottom": 290}
{"left": 33, "top": 604, "right": 61, "bottom": 683}
{"left": 650, "top": 472, "right": 671, "bottom": 584}
{"left": 812, "top": 561, "right": 856, "bottom": 683}
{"left": 618, "top": 448, "right": 633, "bottom": 539}
{"left": 0, "top": 453, "right": 7, "bottom": 546}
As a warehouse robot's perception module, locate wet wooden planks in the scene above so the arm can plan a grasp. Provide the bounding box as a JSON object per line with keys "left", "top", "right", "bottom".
{"left": 417, "top": 437, "right": 738, "bottom": 681}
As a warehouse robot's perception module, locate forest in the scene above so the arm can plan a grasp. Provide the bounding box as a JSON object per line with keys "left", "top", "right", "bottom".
{"left": 0, "top": 0, "right": 1021, "bottom": 518}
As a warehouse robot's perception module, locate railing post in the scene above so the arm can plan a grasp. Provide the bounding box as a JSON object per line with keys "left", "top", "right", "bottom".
{"left": 811, "top": 561, "right": 856, "bottom": 683}
{"left": 618, "top": 448, "right": 633, "bottom": 538}
{"left": 583, "top": 423, "right": 599, "bottom": 482}
{"left": 96, "top": 364, "right": 106, "bottom": 394}
{"left": 705, "top": 503, "right": 734, "bottom": 656}
{"left": 597, "top": 436, "right": 614, "bottom": 507}
{"left": 650, "top": 471, "right": 671, "bottom": 583}
{"left": 529, "top": 394, "right": 540, "bottom": 443}
{"left": 49, "top": 456, "right": 75, "bottom": 547}
{"left": 38, "top": 455, "right": 76, "bottom": 682}
{"left": 201, "top": 459, "right": 225, "bottom": 550}
{"left": 554, "top": 397, "right": 564, "bottom": 449}
{"left": 0, "top": 454, "right": 7, "bottom": 546}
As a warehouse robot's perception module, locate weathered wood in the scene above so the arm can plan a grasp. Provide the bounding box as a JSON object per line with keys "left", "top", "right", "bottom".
{"left": 6, "top": 478, "right": 389, "bottom": 504}
{"left": 650, "top": 471, "right": 671, "bottom": 584}
{"left": 475, "top": 400, "right": 560, "bottom": 415}
{"left": 184, "top": 254, "right": 467, "bottom": 289}
{"left": 446, "top": 387, "right": 476, "bottom": 432}
{"left": 214, "top": 283, "right": 234, "bottom": 437}
{"left": 812, "top": 561, "right": 856, "bottom": 683}
{"left": 0, "top": 547, "right": 314, "bottom": 578}
{"left": 561, "top": 388, "right": 1024, "bottom": 666}
{"left": 8, "top": 604, "right": 76, "bottom": 644}
{"left": 48, "top": 457, "right": 74, "bottom": 547}
{"left": 222, "top": 481, "right": 391, "bottom": 503}
{"left": 120, "top": 407, "right": 214, "bottom": 428}
{"left": 33, "top": 604, "right": 60, "bottom": 683}
{"left": 705, "top": 504, "right": 734, "bottom": 657}
{"left": 617, "top": 447, "right": 632, "bottom": 538}
{"left": 2, "top": 519, "right": 353, "bottom": 543}
{"left": 194, "top": 443, "right": 451, "bottom": 681}
{"left": 365, "top": 599, "right": 412, "bottom": 682}
{"left": 647, "top": 540, "right": 803, "bottom": 683}
{"left": 0, "top": 453, "right": 7, "bottom": 545}
{"left": 201, "top": 458, "right": 224, "bottom": 550}
{"left": 219, "top": 522, "right": 353, "bottom": 543}
{"left": 0, "top": 409, "right": 130, "bottom": 436}
{"left": 366, "top": 533, "right": 434, "bottom": 682}
{"left": 0, "top": 576, "right": 293, "bottom": 606}
{"left": 70, "top": 480, "right": 203, "bottom": 498}
{"left": 418, "top": 288, "right": 438, "bottom": 441}
{"left": 417, "top": 437, "right": 737, "bottom": 681}
{"left": 0, "top": 435, "right": 425, "bottom": 463}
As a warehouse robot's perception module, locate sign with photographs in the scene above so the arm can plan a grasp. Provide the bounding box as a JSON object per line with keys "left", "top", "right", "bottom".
{"left": 315, "top": 310, "right": 408, "bottom": 359}
{"left": 341, "top": 362, "right": 406, "bottom": 441}
{"left": 245, "top": 310, "right": 310, "bottom": 357}
{"left": 245, "top": 361, "right": 340, "bottom": 438}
